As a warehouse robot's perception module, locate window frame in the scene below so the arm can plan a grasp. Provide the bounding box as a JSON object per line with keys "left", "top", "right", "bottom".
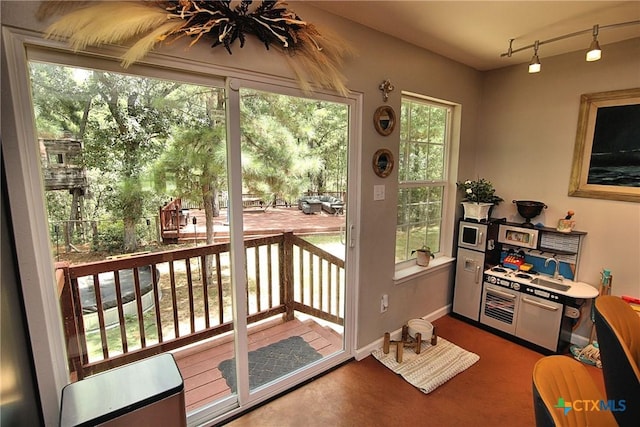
{"left": 394, "top": 92, "right": 459, "bottom": 281}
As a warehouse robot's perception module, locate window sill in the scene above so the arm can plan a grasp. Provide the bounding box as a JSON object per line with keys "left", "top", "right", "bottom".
{"left": 393, "top": 256, "right": 456, "bottom": 285}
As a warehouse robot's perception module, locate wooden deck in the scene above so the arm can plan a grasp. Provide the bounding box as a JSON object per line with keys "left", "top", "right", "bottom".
{"left": 165, "top": 206, "right": 346, "bottom": 242}
{"left": 171, "top": 316, "right": 344, "bottom": 412}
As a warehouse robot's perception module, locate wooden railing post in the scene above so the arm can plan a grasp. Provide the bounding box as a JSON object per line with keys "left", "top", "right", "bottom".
{"left": 56, "top": 261, "right": 84, "bottom": 379}
{"left": 282, "top": 232, "right": 295, "bottom": 321}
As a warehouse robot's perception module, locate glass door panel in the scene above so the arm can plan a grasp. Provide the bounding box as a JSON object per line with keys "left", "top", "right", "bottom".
{"left": 238, "top": 87, "right": 348, "bottom": 393}
{"left": 26, "top": 58, "right": 237, "bottom": 414}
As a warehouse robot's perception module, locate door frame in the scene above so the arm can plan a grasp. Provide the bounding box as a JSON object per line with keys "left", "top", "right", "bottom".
{"left": 219, "top": 77, "right": 361, "bottom": 414}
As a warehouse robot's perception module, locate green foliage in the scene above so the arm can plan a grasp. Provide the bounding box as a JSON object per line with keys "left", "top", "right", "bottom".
{"left": 155, "top": 124, "right": 227, "bottom": 201}
{"left": 456, "top": 178, "right": 503, "bottom": 204}
{"left": 93, "top": 221, "right": 125, "bottom": 253}
{"left": 30, "top": 61, "right": 349, "bottom": 256}
{"left": 239, "top": 89, "right": 347, "bottom": 200}
{"left": 29, "top": 63, "right": 90, "bottom": 138}
{"left": 45, "top": 191, "right": 70, "bottom": 223}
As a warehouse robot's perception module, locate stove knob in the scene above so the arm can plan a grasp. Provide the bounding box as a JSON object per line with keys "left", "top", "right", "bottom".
{"left": 512, "top": 283, "right": 520, "bottom": 291}
{"left": 488, "top": 276, "right": 496, "bottom": 284}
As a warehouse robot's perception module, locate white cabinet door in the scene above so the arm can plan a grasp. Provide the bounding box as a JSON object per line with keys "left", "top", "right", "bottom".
{"left": 516, "top": 294, "right": 563, "bottom": 351}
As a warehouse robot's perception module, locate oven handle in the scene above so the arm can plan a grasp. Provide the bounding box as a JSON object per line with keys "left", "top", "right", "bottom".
{"left": 521, "top": 296, "right": 560, "bottom": 311}
{"left": 486, "top": 288, "right": 517, "bottom": 300}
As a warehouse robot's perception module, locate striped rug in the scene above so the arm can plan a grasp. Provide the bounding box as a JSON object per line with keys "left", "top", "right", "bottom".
{"left": 372, "top": 337, "right": 479, "bottom": 394}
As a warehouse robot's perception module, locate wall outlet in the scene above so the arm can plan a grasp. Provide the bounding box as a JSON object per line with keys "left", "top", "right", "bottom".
{"left": 380, "top": 294, "right": 388, "bottom": 313}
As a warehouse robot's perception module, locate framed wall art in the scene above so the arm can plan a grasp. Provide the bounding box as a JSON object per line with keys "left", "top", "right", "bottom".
{"left": 568, "top": 88, "right": 640, "bottom": 202}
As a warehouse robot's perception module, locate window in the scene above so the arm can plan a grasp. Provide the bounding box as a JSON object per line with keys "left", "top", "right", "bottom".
{"left": 395, "top": 95, "right": 451, "bottom": 264}
{"left": 48, "top": 152, "right": 65, "bottom": 166}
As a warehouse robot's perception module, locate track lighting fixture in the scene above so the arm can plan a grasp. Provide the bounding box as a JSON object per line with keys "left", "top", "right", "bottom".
{"left": 501, "top": 19, "right": 639, "bottom": 73}
{"left": 528, "top": 40, "right": 541, "bottom": 73}
{"left": 586, "top": 25, "right": 602, "bottom": 62}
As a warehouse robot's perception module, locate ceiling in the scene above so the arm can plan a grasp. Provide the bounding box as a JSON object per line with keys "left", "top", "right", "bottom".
{"left": 308, "top": 1, "right": 640, "bottom": 71}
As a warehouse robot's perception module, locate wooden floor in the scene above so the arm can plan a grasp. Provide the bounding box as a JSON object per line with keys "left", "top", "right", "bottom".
{"left": 171, "top": 316, "right": 344, "bottom": 412}
{"left": 224, "top": 315, "right": 606, "bottom": 427}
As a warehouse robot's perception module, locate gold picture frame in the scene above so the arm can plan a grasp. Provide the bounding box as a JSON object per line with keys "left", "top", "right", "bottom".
{"left": 568, "top": 88, "right": 640, "bottom": 202}
{"left": 373, "top": 105, "right": 396, "bottom": 136}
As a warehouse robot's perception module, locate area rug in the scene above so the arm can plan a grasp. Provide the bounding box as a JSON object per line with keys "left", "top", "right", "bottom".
{"left": 372, "top": 337, "right": 479, "bottom": 394}
{"left": 218, "top": 336, "right": 322, "bottom": 393}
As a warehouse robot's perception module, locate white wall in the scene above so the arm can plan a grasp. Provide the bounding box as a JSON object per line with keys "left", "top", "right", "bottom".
{"left": 479, "top": 38, "right": 640, "bottom": 308}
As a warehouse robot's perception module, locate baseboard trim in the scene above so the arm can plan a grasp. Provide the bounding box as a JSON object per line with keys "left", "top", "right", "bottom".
{"left": 355, "top": 304, "right": 451, "bottom": 360}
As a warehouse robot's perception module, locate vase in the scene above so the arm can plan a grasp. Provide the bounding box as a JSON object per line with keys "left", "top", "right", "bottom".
{"left": 556, "top": 219, "right": 575, "bottom": 233}
{"left": 461, "top": 202, "right": 493, "bottom": 221}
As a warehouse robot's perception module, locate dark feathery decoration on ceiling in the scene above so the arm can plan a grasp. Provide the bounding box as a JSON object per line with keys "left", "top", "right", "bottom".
{"left": 40, "top": 0, "right": 352, "bottom": 96}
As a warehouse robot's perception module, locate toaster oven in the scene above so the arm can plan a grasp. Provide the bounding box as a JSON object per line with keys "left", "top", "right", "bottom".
{"left": 497, "top": 224, "right": 539, "bottom": 249}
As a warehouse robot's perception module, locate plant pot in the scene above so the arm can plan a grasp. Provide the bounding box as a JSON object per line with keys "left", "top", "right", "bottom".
{"left": 416, "top": 250, "right": 432, "bottom": 266}
{"left": 461, "top": 202, "right": 493, "bottom": 221}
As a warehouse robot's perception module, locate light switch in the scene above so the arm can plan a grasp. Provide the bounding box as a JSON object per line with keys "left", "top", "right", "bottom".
{"left": 373, "top": 185, "right": 385, "bottom": 201}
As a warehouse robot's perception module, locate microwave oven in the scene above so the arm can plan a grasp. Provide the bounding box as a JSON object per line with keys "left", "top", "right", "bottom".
{"left": 497, "top": 224, "right": 539, "bottom": 249}
{"left": 458, "top": 221, "right": 486, "bottom": 251}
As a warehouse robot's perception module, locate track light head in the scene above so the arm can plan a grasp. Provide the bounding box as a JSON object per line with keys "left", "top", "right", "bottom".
{"left": 529, "top": 40, "right": 541, "bottom": 73}
{"left": 587, "top": 40, "right": 601, "bottom": 61}
{"left": 500, "top": 20, "right": 640, "bottom": 74}
{"left": 528, "top": 56, "right": 541, "bottom": 73}
{"left": 586, "top": 25, "right": 602, "bottom": 62}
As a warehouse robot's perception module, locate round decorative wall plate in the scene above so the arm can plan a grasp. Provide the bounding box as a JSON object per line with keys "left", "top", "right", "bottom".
{"left": 373, "top": 148, "right": 394, "bottom": 178}
{"left": 373, "top": 105, "right": 396, "bottom": 136}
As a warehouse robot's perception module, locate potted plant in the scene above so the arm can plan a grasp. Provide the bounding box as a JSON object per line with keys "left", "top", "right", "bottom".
{"left": 457, "top": 178, "right": 503, "bottom": 221}
{"left": 412, "top": 246, "right": 435, "bottom": 267}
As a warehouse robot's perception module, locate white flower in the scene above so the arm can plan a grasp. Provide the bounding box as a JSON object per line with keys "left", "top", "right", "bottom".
{"left": 465, "top": 180, "right": 471, "bottom": 185}
{"left": 466, "top": 188, "right": 472, "bottom": 194}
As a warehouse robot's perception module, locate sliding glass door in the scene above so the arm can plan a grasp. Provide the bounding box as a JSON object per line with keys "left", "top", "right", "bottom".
{"left": 15, "top": 43, "right": 357, "bottom": 424}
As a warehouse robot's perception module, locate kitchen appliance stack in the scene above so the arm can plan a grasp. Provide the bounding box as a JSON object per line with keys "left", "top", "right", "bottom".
{"left": 453, "top": 217, "right": 595, "bottom": 354}
{"left": 453, "top": 219, "right": 501, "bottom": 321}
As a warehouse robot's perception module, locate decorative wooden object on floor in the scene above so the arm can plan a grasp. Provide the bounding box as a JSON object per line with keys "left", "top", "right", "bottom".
{"left": 383, "top": 324, "right": 436, "bottom": 363}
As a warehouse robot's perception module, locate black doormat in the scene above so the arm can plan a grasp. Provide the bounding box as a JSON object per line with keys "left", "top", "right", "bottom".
{"left": 218, "top": 336, "right": 322, "bottom": 392}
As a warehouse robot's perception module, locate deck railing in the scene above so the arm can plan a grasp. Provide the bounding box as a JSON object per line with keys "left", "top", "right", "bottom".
{"left": 57, "top": 232, "right": 344, "bottom": 380}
